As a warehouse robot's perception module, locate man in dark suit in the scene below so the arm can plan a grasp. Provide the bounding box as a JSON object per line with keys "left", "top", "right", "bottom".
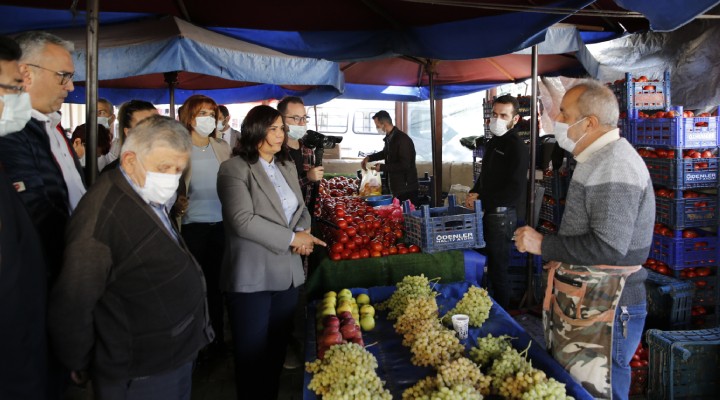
{"left": 361, "top": 110, "right": 419, "bottom": 204}
{"left": 0, "top": 31, "right": 84, "bottom": 285}
{"left": 49, "top": 116, "right": 213, "bottom": 400}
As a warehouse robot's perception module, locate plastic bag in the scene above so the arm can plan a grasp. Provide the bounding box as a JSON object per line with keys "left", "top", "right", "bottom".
{"left": 359, "top": 168, "right": 382, "bottom": 197}
{"left": 445, "top": 184, "right": 471, "bottom": 206}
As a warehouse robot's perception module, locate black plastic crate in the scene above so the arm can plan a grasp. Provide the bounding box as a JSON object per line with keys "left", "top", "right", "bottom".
{"left": 647, "top": 327, "right": 720, "bottom": 399}
{"left": 645, "top": 269, "right": 695, "bottom": 330}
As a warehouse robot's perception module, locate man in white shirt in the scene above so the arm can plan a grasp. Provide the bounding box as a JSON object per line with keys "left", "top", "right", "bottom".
{"left": 217, "top": 105, "right": 240, "bottom": 148}
{"left": 0, "top": 31, "right": 84, "bottom": 284}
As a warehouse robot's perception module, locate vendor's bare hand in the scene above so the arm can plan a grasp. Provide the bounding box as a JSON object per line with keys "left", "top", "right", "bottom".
{"left": 514, "top": 226, "right": 543, "bottom": 255}
{"left": 361, "top": 157, "right": 369, "bottom": 170}
{"left": 307, "top": 166, "right": 324, "bottom": 182}
{"left": 373, "top": 163, "right": 382, "bottom": 172}
{"left": 465, "top": 192, "right": 479, "bottom": 209}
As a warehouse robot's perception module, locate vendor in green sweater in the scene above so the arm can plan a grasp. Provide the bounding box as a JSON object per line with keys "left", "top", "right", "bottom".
{"left": 515, "top": 80, "right": 654, "bottom": 400}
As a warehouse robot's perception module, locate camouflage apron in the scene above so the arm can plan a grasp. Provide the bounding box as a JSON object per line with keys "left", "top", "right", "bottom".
{"left": 542, "top": 261, "right": 641, "bottom": 399}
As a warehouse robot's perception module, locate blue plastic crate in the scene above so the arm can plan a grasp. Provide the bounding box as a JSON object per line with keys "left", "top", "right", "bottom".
{"left": 540, "top": 201, "right": 564, "bottom": 226}
{"left": 645, "top": 269, "right": 695, "bottom": 329}
{"left": 649, "top": 230, "right": 719, "bottom": 269}
{"left": 655, "top": 192, "right": 719, "bottom": 229}
{"left": 629, "top": 115, "right": 719, "bottom": 148}
{"left": 472, "top": 146, "right": 485, "bottom": 159}
{"left": 644, "top": 157, "right": 719, "bottom": 189}
{"left": 417, "top": 172, "right": 433, "bottom": 205}
{"left": 646, "top": 327, "right": 720, "bottom": 399}
{"left": 539, "top": 170, "right": 567, "bottom": 200}
{"left": 610, "top": 71, "right": 671, "bottom": 112}
{"left": 402, "top": 194, "right": 484, "bottom": 253}
{"left": 473, "top": 160, "right": 482, "bottom": 182}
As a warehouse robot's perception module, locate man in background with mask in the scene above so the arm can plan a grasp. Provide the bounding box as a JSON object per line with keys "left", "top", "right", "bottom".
{"left": 96, "top": 98, "right": 118, "bottom": 170}
{"left": 217, "top": 104, "right": 240, "bottom": 148}
{"left": 278, "top": 96, "right": 324, "bottom": 212}
{"left": 514, "top": 81, "right": 653, "bottom": 400}
{"left": 49, "top": 115, "right": 213, "bottom": 399}
{"left": 0, "top": 31, "right": 84, "bottom": 287}
{"left": 465, "top": 94, "right": 528, "bottom": 310}
{"left": 362, "top": 110, "right": 418, "bottom": 204}
{"left": 0, "top": 34, "right": 51, "bottom": 400}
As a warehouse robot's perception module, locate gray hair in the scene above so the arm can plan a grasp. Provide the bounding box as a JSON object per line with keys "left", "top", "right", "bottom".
{"left": 15, "top": 31, "right": 74, "bottom": 63}
{"left": 121, "top": 115, "right": 191, "bottom": 159}
{"left": 571, "top": 80, "right": 619, "bottom": 128}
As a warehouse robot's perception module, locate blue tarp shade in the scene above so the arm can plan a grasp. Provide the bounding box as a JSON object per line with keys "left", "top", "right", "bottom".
{"left": 304, "top": 281, "right": 594, "bottom": 400}
{"left": 211, "top": 0, "right": 595, "bottom": 61}
{"left": 0, "top": 5, "right": 153, "bottom": 35}
{"left": 616, "top": 0, "right": 720, "bottom": 31}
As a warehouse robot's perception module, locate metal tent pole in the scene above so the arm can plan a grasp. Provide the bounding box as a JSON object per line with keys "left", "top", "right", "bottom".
{"left": 84, "top": 0, "right": 99, "bottom": 185}
{"left": 164, "top": 72, "right": 179, "bottom": 118}
{"left": 427, "top": 60, "right": 442, "bottom": 206}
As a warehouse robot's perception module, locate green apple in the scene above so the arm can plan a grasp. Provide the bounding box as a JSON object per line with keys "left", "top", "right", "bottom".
{"left": 352, "top": 312, "right": 360, "bottom": 322}
{"left": 360, "top": 305, "right": 375, "bottom": 317}
{"left": 322, "top": 298, "right": 337, "bottom": 308}
{"left": 337, "top": 294, "right": 353, "bottom": 304}
{"left": 336, "top": 302, "right": 353, "bottom": 314}
{"left": 360, "top": 315, "right": 375, "bottom": 331}
{"left": 324, "top": 290, "right": 337, "bottom": 298}
{"left": 338, "top": 288, "right": 352, "bottom": 298}
{"left": 319, "top": 306, "right": 336, "bottom": 318}
{"left": 356, "top": 293, "right": 370, "bottom": 306}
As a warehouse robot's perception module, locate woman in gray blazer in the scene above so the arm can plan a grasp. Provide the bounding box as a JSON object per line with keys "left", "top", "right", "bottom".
{"left": 217, "top": 105, "right": 325, "bottom": 400}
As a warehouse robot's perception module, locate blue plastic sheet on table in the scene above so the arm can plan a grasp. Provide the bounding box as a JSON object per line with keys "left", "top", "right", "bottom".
{"left": 304, "top": 281, "right": 593, "bottom": 400}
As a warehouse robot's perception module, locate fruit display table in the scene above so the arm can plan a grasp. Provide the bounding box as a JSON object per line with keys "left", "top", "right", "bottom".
{"left": 305, "top": 249, "right": 486, "bottom": 299}
{"left": 303, "top": 281, "right": 593, "bottom": 400}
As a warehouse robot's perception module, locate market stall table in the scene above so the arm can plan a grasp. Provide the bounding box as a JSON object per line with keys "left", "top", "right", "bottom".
{"left": 305, "top": 249, "right": 486, "bottom": 299}
{"left": 303, "top": 281, "right": 593, "bottom": 400}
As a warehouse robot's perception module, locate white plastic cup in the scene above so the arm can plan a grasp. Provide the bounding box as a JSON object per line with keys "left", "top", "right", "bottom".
{"left": 451, "top": 314, "right": 470, "bottom": 339}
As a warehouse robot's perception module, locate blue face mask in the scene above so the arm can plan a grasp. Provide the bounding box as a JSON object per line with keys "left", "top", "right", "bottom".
{"left": 554, "top": 117, "right": 588, "bottom": 153}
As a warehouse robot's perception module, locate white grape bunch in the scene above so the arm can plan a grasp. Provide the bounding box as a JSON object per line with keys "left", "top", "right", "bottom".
{"left": 521, "top": 377, "right": 574, "bottom": 400}
{"left": 410, "top": 327, "right": 465, "bottom": 367}
{"left": 378, "top": 274, "right": 438, "bottom": 319}
{"left": 402, "top": 376, "right": 437, "bottom": 400}
{"left": 442, "top": 286, "right": 493, "bottom": 327}
{"left": 436, "top": 357, "right": 491, "bottom": 395}
{"left": 469, "top": 333, "right": 514, "bottom": 369}
{"left": 427, "top": 384, "right": 483, "bottom": 400}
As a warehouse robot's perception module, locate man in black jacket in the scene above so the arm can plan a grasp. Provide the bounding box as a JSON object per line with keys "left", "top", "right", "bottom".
{"left": 362, "top": 110, "right": 419, "bottom": 204}
{"left": 466, "top": 95, "right": 528, "bottom": 309}
{"left": 49, "top": 116, "right": 213, "bottom": 399}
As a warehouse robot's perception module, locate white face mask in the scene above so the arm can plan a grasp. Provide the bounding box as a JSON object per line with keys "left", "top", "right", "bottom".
{"left": 194, "top": 116, "right": 216, "bottom": 137}
{"left": 376, "top": 126, "right": 385, "bottom": 135}
{"left": 554, "top": 117, "right": 588, "bottom": 153}
{"left": 0, "top": 92, "right": 32, "bottom": 136}
{"left": 217, "top": 120, "right": 226, "bottom": 132}
{"left": 489, "top": 117, "right": 511, "bottom": 136}
{"left": 287, "top": 124, "right": 306, "bottom": 140}
{"left": 97, "top": 116, "right": 110, "bottom": 129}
{"left": 141, "top": 170, "right": 181, "bottom": 205}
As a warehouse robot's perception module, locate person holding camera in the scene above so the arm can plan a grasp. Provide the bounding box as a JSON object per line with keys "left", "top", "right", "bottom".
{"left": 277, "top": 96, "right": 324, "bottom": 213}
{"left": 361, "top": 110, "right": 418, "bottom": 204}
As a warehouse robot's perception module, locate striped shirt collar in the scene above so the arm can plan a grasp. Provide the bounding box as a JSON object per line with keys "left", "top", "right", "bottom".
{"left": 575, "top": 128, "right": 621, "bottom": 163}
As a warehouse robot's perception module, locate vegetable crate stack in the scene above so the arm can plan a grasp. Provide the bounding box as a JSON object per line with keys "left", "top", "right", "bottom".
{"left": 611, "top": 72, "right": 720, "bottom": 329}
{"left": 536, "top": 167, "right": 571, "bottom": 235}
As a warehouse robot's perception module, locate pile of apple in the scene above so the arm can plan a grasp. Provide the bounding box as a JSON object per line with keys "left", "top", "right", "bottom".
{"left": 319, "top": 196, "right": 420, "bottom": 261}
{"left": 315, "top": 289, "right": 376, "bottom": 359}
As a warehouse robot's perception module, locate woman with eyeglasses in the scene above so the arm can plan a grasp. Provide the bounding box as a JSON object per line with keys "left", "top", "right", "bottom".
{"left": 175, "top": 94, "right": 232, "bottom": 360}
{"left": 217, "top": 105, "right": 325, "bottom": 400}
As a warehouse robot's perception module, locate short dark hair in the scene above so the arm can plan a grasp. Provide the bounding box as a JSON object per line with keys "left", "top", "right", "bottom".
{"left": 372, "top": 110, "right": 392, "bottom": 125}
{"left": 71, "top": 123, "right": 112, "bottom": 155}
{"left": 494, "top": 95, "right": 520, "bottom": 116}
{"left": 0, "top": 36, "right": 22, "bottom": 62}
{"left": 236, "top": 105, "right": 290, "bottom": 164}
{"left": 277, "top": 96, "right": 304, "bottom": 115}
{"left": 118, "top": 99, "right": 156, "bottom": 142}
{"left": 98, "top": 98, "right": 114, "bottom": 113}
{"left": 218, "top": 105, "right": 230, "bottom": 118}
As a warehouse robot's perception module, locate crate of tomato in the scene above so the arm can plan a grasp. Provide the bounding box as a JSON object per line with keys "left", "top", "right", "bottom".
{"left": 402, "top": 194, "right": 484, "bottom": 253}
{"left": 628, "top": 108, "right": 719, "bottom": 148}
{"left": 654, "top": 188, "right": 719, "bottom": 229}
{"left": 649, "top": 225, "right": 718, "bottom": 269}
{"left": 609, "top": 71, "right": 671, "bottom": 112}
{"left": 629, "top": 342, "right": 650, "bottom": 396}
{"left": 640, "top": 148, "right": 719, "bottom": 189}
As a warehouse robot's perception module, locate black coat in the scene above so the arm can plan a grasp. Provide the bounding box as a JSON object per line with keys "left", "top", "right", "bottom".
{"left": 367, "top": 127, "right": 419, "bottom": 195}
{"left": 0, "top": 118, "right": 85, "bottom": 283}
{"left": 48, "top": 169, "right": 212, "bottom": 381}
{"left": 0, "top": 167, "right": 48, "bottom": 400}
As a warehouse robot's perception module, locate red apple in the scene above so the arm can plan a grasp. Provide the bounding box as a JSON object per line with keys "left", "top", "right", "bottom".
{"left": 350, "top": 337, "right": 365, "bottom": 347}
{"left": 340, "top": 323, "right": 360, "bottom": 339}
{"left": 323, "top": 315, "right": 340, "bottom": 328}
{"left": 323, "top": 326, "right": 339, "bottom": 336}
{"left": 321, "top": 332, "right": 343, "bottom": 347}
{"left": 340, "top": 317, "right": 356, "bottom": 327}
{"left": 338, "top": 311, "right": 353, "bottom": 320}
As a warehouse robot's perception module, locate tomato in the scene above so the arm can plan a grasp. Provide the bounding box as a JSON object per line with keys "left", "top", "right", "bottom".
{"left": 336, "top": 219, "right": 348, "bottom": 229}
{"left": 341, "top": 249, "right": 351, "bottom": 259}
{"left": 398, "top": 247, "right": 409, "bottom": 255}
{"left": 337, "top": 232, "right": 349, "bottom": 243}
{"left": 642, "top": 85, "right": 656, "bottom": 91}
{"left": 381, "top": 250, "right": 390, "bottom": 256}
{"left": 695, "top": 281, "right": 707, "bottom": 288}
{"left": 359, "top": 249, "right": 370, "bottom": 258}
{"left": 394, "top": 229, "right": 404, "bottom": 239}
{"left": 682, "top": 229, "right": 699, "bottom": 238}
{"left": 370, "top": 251, "right": 382, "bottom": 258}
{"left": 630, "top": 361, "right": 643, "bottom": 368}
{"left": 329, "top": 252, "right": 342, "bottom": 261}
{"left": 353, "top": 236, "right": 363, "bottom": 246}
{"left": 696, "top": 267, "right": 711, "bottom": 277}
{"left": 388, "top": 246, "right": 398, "bottom": 255}
{"left": 636, "top": 75, "right": 649, "bottom": 82}
{"left": 632, "top": 354, "right": 641, "bottom": 361}
{"left": 640, "top": 360, "right": 649, "bottom": 366}
{"left": 686, "top": 271, "right": 697, "bottom": 278}
{"left": 370, "top": 242, "right": 383, "bottom": 252}
{"left": 408, "top": 244, "right": 421, "bottom": 253}
{"left": 345, "top": 227, "right": 357, "bottom": 237}
{"left": 656, "top": 265, "right": 669, "bottom": 275}
{"left": 331, "top": 243, "right": 344, "bottom": 253}
{"left": 345, "top": 241, "right": 356, "bottom": 250}
{"left": 701, "top": 150, "right": 713, "bottom": 158}
{"left": 335, "top": 209, "right": 345, "bottom": 218}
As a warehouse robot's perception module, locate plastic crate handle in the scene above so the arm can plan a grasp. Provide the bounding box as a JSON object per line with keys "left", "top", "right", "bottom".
{"left": 670, "top": 342, "right": 693, "bottom": 361}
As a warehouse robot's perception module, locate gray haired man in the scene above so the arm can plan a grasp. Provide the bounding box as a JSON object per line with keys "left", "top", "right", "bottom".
{"left": 49, "top": 116, "right": 213, "bottom": 400}
{"left": 515, "top": 80, "right": 654, "bottom": 400}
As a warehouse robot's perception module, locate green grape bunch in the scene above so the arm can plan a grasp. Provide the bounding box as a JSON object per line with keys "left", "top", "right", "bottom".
{"left": 521, "top": 377, "right": 574, "bottom": 400}
{"left": 469, "top": 333, "right": 514, "bottom": 370}
{"left": 442, "top": 286, "right": 493, "bottom": 327}
{"left": 427, "top": 384, "right": 483, "bottom": 400}
{"left": 410, "top": 327, "right": 465, "bottom": 367}
{"left": 436, "top": 357, "right": 491, "bottom": 395}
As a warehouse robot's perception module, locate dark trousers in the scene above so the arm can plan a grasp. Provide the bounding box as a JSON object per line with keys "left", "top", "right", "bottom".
{"left": 181, "top": 222, "right": 225, "bottom": 345}
{"left": 226, "top": 286, "right": 299, "bottom": 400}
{"left": 396, "top": 189, "right": 419, "bottom": 206}
{"left": 92, "top": 361, "right": 193, "bottom": 400}
{"left": 482, "top": 208, "right": 517, "bottom": 310}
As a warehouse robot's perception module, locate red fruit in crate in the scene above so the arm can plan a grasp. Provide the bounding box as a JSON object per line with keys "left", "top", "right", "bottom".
{"left": 656, "top": 265, "right": 669, "bottom": 275}
{"left": 683, "top": 110, "right": 695, "bottom": 118}
{"left": 682, "top": 229, "right": 699, "bottom": 238}
{"left": 408, "top": 244, "right": 421, "bottom": 253}
{"left": 630, "top": 360, "right": 643, "bottom": 368}
{"left": 701, "top": 150, "right": 713, "bottom": 158}
{"left": 642, "top": 85, "right": 656, "bottom": 91}
{"left": 637, "top": 75, "right": 649, "bottom": 82}
{"left": 398, "top": 247, "right": 409, "bottom": 255}
{"left": 653, "top": 111, "right": 666, "bottom": 118}
{"left": 656, "top": 149, "right": 668, "bottom": 158}
{"left": 695, "top": 281, "right": 708, "bottom": 288}
{"left": 696, "top": 267, "right": 711, "bottom": 277}
{"left": 686, "top": 271, "right": 697, "bottom": 278}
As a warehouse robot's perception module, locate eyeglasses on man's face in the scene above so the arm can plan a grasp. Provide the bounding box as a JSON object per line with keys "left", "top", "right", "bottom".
{"left": 26, "top": 63, "right": 74, "bottom": 86}
{"left": 0, "top": 82, "right": 24, "bottom": 94}
{"left": 285, "top": 115, "right": 310, "bottom": 124}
